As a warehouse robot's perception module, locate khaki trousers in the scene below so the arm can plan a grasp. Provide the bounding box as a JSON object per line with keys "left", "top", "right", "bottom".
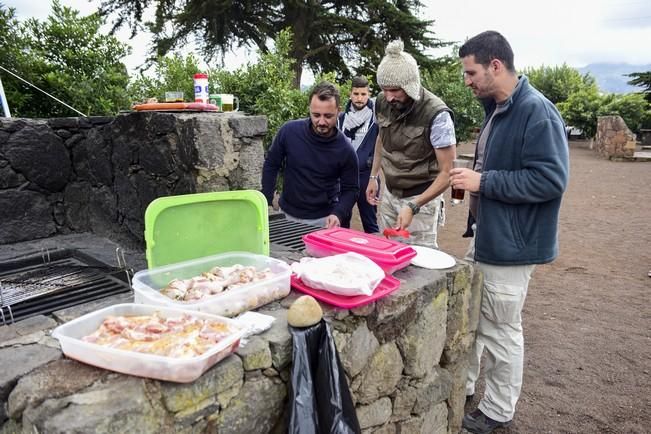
{"left": 378, "top": 186, "right": 444, "bottom": 249}
{"left": 466, "top": 260, "right": 535, "bottom": 422}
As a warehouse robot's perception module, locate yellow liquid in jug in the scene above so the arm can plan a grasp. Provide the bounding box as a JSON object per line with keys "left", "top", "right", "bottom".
{"left": 222, "top": 103, "right": 234, "bottom": 112}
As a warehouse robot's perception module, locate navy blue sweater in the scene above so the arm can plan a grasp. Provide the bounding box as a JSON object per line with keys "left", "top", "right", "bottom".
{"left": 471, "top": 76, "right": 569, "bottom": 265}
{"left": 261, "top": 118, "right": 359, "bottom": 222}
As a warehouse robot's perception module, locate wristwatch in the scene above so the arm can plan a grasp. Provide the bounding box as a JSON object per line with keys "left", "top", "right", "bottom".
{"left": 406, "top": 201, "right": 420, "bottom": 215}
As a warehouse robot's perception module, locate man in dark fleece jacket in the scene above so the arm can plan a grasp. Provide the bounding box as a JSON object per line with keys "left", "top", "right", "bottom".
{"left": 261, "top": 81, "right": 359, "bottom": 228}
{"left": 451, "top": 31, "right": 569, "bottom": 434}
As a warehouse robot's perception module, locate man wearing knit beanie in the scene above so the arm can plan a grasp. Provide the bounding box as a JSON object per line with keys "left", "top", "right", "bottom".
{"left": 366, "top": 40, "right": 457, "bottom": 248}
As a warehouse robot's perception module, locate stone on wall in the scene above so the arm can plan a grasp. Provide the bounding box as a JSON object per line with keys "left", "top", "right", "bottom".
{"left": 237, "top": 337, "right": 273, "bottom": 370}
{"left": 443, "top": 264, "right": 478, "bottom": 366}
{"left": 353, "top": 342, "right": 404, "bottom": 404}
{"left": 339, "top": 321, "right": 380, "bottom": 378}
{"left": 594, "top": 115, "right": 637, "bottom": 159}
{"left": 0, "top": 190, "right": 56, "bottom": 243}
{"left": 259, "top": 308, "right": 293, "bottom": 370}
{"left": 4, "top": 123, "right": 71, "bottom": 191}
{"left": 229, "top": 116, "right": 268, "bottom": 138}
{"left": 0, "top": 130, "right": 8, "bottom": 146}
{"left": 160, "top": 355, "right": 244, "bottom": 413}
{"left": 74, "top": 127, "right": 113, "bottom": 186}
{"left": 22, "top": 376, "right": 169, "bottom": 434}
{"left": 216, "top": 375, "right": 287, "bottom": 434}
{"left": 173, "top": 396, "right": 219, "bottom": 430}
{"left": 0, "top": 344, "right": 61, "bottom": 422}
{"left": 411, "top": 367, "right": 453, "bottom": 414}
{"left": 0, "top": 159, "right": 26, "bottom": 188}
{"left": 444, "top": 360, "right": 470, "bottom": 434}
{"left": 357, "top": 396, "right": 392, "bottom": 429}
{"left": 63, "top": 182, "right": 91, "bottom": 231}
{"left": 396, "top": 289, "right": 448, "bottom": 378}
{"left": 0, "top": 316, "right": 57, "bottom": 343}
{"left": 0, "top": 112, "right": 268, "bottom": 244}
{"left": 7, "top": 359, "right": 106, "bottom": 419}
{"left": 369, "top": 268, "right": 447, "bottom": 343}
{"left": 88, "top": 185, "right": 119, "bottom": 238}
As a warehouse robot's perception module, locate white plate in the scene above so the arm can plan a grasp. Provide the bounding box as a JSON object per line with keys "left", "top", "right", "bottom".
{"left": 410, "top": 246, "right": 456, "bottom": 269}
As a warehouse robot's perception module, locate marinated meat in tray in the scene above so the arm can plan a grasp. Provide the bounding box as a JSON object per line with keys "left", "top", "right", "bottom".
{"left": 82, "top": 312, "right": 235, "bottom": 358}
{"left": 160, "top": 264, "right": 275, "bottom": 302}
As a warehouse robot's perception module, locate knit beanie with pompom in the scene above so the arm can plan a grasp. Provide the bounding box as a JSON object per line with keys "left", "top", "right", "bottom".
{"left": 377, "top": 40, "right": 422, "bottom": 101}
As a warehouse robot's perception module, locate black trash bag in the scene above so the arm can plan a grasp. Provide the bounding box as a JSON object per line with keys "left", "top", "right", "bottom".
{"left": 287, "top": 320, "right": 361, "bottom": 434}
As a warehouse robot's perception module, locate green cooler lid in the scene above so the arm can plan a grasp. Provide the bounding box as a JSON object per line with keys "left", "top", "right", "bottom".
{"left": 144, "top": 190, "right": 269, "bottom": 268}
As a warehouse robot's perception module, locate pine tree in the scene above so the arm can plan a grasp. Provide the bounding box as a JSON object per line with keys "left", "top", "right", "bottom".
{"left": 98, "top": 0, "right": 446, "bottom": 86}
{"left": 627, "top": 71, "right": 651, "bottom": 103}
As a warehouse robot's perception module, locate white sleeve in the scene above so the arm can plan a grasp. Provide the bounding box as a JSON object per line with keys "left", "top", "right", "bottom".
{"left": 429, "top": 111, "right": 456, "bottom": 149}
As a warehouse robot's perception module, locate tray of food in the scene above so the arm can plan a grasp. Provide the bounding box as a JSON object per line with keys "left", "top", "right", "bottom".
{"left": 132, "top": 252, "right": 291, "bottom": 317}
{"left": 132, "top": 102, "right": 220, "bottom": 112}
{"left": 51, "top": 303, "right": 245, "bottom": 383}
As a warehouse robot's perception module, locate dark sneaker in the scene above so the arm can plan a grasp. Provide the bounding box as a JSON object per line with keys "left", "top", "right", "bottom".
{"left": 462, "top": 409, "right": 512, "bottom": 433}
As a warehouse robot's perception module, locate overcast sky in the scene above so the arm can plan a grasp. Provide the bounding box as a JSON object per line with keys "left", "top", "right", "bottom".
{"left": 5, "top": 0, "right": 650, "bottom": 76}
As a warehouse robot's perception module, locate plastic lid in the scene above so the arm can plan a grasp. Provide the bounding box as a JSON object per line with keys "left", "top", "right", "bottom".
{"left": 144, "top": 190, "right": 269, "bottom": 268}
{"left": 303, "top": 228, "right": 415, "bottom": 263}
{"left": 193, "top": 73, "right": 208, "bottom": 79}
{"left": 291, "top": 274, "right": 400, "bottom": 309}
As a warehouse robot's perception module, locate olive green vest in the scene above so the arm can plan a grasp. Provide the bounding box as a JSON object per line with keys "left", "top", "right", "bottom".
{"left": 376, "top": 88, "right": 450, "bottom": 197}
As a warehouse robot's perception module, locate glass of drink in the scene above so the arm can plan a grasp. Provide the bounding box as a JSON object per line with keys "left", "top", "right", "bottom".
{"left": 165, "top": 91, "right": 184, "bottom": 102}
{"left": 451, "top": 158, "right": 471, "bottom": 205}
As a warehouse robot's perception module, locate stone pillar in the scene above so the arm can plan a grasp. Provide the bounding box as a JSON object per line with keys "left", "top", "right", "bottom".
{"left": 594, "top": 115, "right": 637, "bottom": 159}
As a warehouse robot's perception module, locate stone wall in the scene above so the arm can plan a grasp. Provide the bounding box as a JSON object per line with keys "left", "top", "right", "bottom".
{"left": 0, "top": 113, "right": 267, "bottom": 246}
{"left": 594, "top": 115, "right": 637, "bottom": 159}
{"left": 0, "top": 257, "right": 481, "bottom": 434}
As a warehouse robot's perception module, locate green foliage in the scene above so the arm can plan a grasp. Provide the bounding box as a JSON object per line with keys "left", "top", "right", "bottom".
{"left": 127, "top": 54, "right": 201, "bottom": 103}
{"left": 98, "top": 0, "right": 445, "bottom": 86}
{"left": 600, "top": 93, "right": 651, "bottom": 132}
{"left": 421, "top": 58, "right": 483, "bottom": 142}
{"left": 211, "top": 30, "right": 307, "bottom": 146}
{"left": 557, "top": 87, "right": 604, "bottom": 138}
{"left": 627, "top": 71, "right": 651, "bottom": 103}
{"left": 0, "top": 6, "right": 30, "bottom": 114}
{"left": 0, "top": 1, "right": 131, "bottom": 117}
{"left": 523, "top": 64, "right": 597, "bottom": 105}
{"left": 532, "top": 66, "right": 651, "bottom": 137}
{"left": 558, "top": 85, "right": 651, "bottom": 137}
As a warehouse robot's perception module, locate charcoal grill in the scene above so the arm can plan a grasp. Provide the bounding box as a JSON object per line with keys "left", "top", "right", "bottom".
{"left": 0, "top": 248, "right": 132, "bottom": 325}
{"left": 268, "top": 215, "right": 321, "bottom": 250}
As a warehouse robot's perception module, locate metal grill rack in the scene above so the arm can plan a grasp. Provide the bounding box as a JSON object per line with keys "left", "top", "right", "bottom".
{"left": 268, "top": 216, "right": 321, "bottom": 250}
{"left": 0, "top": 248, "right": 132, "bottom": 325}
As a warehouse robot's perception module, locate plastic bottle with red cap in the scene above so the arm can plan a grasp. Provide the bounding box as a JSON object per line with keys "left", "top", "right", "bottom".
{"left": 193, "top": 73, "right": 209, "bottom": 104}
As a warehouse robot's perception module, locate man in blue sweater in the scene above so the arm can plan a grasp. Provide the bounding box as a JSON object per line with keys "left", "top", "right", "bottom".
{"left": 262, "top": 81, "right": 359, "bottom": 228}
{"left": 338, "top": 76, "right": 379, "bottom": 233}
{"left": 451, "top": 31, "right": 569, "bottom": 433}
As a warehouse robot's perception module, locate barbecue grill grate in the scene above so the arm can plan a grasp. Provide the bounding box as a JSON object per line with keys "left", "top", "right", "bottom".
{"left": 268, "top": 216, "right": 321, "bottom": 250}
{"left": 0, "top": 249, "right": 132, "bottom": 325}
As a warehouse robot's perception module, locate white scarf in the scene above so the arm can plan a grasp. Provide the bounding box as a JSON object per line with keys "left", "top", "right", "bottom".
{"left": 342, "top": 106, "right": 373, "bottom": 150}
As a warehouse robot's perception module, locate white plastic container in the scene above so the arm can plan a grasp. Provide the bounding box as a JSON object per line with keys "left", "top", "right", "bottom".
{"left": 193, "top": 73, "right": 209, "bottom": 104}
{"left": 132, "top": 252, "right": 291, "bottom": 317}
{"left": 51, "top": 303, "right": 245, "bottom": 383}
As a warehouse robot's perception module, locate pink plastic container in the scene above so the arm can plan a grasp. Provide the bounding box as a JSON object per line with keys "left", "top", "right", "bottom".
{"left": 302, "top": 228, "right": 416, "bottom": 275}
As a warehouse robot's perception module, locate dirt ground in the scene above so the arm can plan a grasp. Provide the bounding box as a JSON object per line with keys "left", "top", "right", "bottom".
{"left": 352, "top": 140, "right": 651, "bottom": 433}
